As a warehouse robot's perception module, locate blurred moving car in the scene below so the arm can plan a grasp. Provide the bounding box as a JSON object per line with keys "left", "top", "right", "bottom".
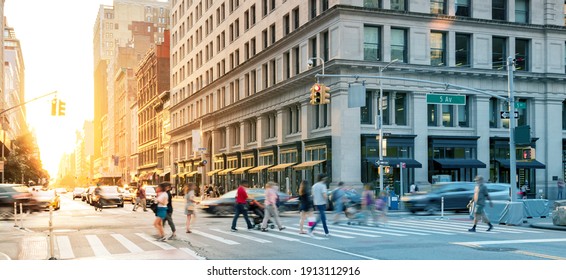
{"left": 327, "top": 188, "right": 362, "bottom": 211}
{"left": 98, "top": 186, "right": 124, "bottom": 208}
{"left": 121, "top": 189, "right": 134, "bottom": 204}
{"left": 401, "top": 182, "right": 510, "bottom": 214}
{"left": 31, "top": 189, "right": 60, "bottom": 211}
{"left": 73, "top": 187, "right": 85, "bottom": 200}
{"left": 200, "top": 188, "right": 290, "bottom": 215}
{"left": 144, "top": 185, "right": 157, "bottom": 206}
{"left": 83, "top": 186, "right": 96, "bottom": 204}
{"left": 0, "top": 184, "right": 35, "bottom": 213}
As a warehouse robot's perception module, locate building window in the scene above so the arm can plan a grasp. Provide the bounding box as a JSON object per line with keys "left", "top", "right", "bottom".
{"left": 292, "top": 7, "right": 300, "bottom": 30}
{"left": 430, "top": 31, "right": 446, "bottom": 66}
{"left": 310, "top": 0, "right": 317, "bottom": 19}
{"left": 492, "top": 37, "right": 507, "bottom": 70}
{"left": 455, "top": 33, "right": 471, "bottom": 67}
{"left": 360, "top": 90, "right": 374, "bottom": 124}
{"left": 321, "top": 31, "right": 329, "bottom": 62}
{"left": 489, "top": 97, "right": 500, "bottom": 128}
{"left": 391, "top": 28, "right": 407, "bottom": 63}
{"left": 563, "top": 100, "right": 566, "bottom": 130}
{"left": 310, "top": 36, "right": 318, "bottom": 65}
{"left": 515, "top": 38, "right": 529, "bottom": 71}
{"left": 492, "top": 0, "right": 507, "bottom": 20}
{"left": 391, "top": 0, "right": 407, "bottom": 11}
{"left": 430, "top": 0, "right": 446, "bottom": 14}
{"left": 270, "top": 24, "right": 276, "bottom": 44}
{"left": 455, "top": 0, "right": 470, "bottom": 17}
{"left": 364, "top": 0, "right": 381, "bottom": 8}
{"left": 248, "top": 120, "right": 257, "bottom": 143}
{"left": 262, "top": 0, "right": 268, "bottom": 16}
{"left": 314, "top": 104, "right": 330, "bottom": 129}
{"left": 381, "top": 92, "right": 407, "bottom": 126}
{"left": 364, "top": 26, "right": 381, "bottom": 61}
{"left": 283, "top": 14, "right": 290, "bottom": 35}
{"left": 427, "top": 97, "right": 470, "bottom": 127}
{"left": 515, "top": 0, "right": 529, "bottom": 23}
{"left": 516, "top": 98, "right": 528, "bottom": 127}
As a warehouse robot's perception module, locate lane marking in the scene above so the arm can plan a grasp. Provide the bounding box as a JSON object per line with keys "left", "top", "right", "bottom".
{"left": 135, "top": 233, "right": 176, "bottom": 250}
{"left": 415, "top": 219, "right": 542, "bottom": 234}
{"left": 111, "top": 234, "right": 144, "bottom": 253}
{"left": 290, "top": 225, "right": 380, "bottom": 238}
{"left": 386, "top": 221, "right": 456, "bottom": 235}
{"left": 56, "top": 236, "right": 75, "bottom": 259}
{"left": 191, "top": 229, "right": 240, "bottom": 245}
{"left": 453, "top": 238, "right": 566, "bottom": 246}
{"left": 210, "top": 228, "right": 272, "bottom": 243}
{"left": 332, "top": 224, "right": 414, "bottom": 236}
{"left": 85, "top": 235, "right": 111, "bottom": 257}
{"left": 297, "top": 240, "right": 378, "bottom": 260}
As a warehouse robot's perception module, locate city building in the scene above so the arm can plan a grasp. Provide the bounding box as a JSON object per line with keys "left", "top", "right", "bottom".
{"left": 135, "top": 30, "right": 170, "bottom": 184}
{"left": 169, "top": 1, "right": 566, "bottom": 198}
{"left": 92, "top": 0, "right": 170, "bottom": 184}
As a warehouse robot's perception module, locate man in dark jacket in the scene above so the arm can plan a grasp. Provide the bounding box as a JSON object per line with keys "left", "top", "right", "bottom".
{"left": 161, "top": 182, "right": 177, "bottom": 239}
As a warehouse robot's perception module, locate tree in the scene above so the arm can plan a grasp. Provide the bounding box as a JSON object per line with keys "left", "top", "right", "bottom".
{"left": 3, "top": 133, "right": 49, "bottom": 185}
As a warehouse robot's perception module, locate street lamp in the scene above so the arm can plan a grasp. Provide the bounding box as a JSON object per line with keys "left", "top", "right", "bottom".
{"left": 377, "top": 59, "right": 398, "bottom": 193}
{"left": 308, "top": 57, "right": 325, "bottom": 77}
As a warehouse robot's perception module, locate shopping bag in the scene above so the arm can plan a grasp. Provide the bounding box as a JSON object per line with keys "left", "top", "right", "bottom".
{"left": 307, "top": 216, "right": 316, "bottom": 227}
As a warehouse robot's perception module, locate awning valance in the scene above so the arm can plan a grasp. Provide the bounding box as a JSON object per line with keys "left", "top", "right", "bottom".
{"left": 207, "top": 169, "right": 221, "bottom": 176}
{"left": 187, "top": 171, "right": 199, "bottom": 177}
{"left": 268, "top": 162, "right": 297, "bottom": 172}
{"left": 496, "top": 159, "right": 546, "bottom": 169}
{"left": 232, "top": 166, "right": 254, "bottom": 174}
{"left": 248, "top": 165, "right": 272, "bottom": 173}
{"left": 292, "top": 160, "right": 326, "bottom": 170}
{"left": 433, "top": 159, "right": 486, "bottom": 169}
{"left": 218, "top": 168, "right": 236, "bottom": 175}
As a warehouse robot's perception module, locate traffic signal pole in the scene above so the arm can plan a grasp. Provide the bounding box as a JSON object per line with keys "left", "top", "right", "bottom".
{"left": 0, "top": 90, "right": 58, "bottom": 117}
{"left": 507, "top": 56, "right": 517, "bottom": 202}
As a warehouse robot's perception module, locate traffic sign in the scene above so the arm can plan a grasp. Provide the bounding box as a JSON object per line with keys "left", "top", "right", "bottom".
{"left": 426, "top": 93, "right": 466, "bottom": 105}
{"left": 500, "top": 111, "right": 519, "bottom": 119}
{"left": 376, "top": 160, "right": 389, "bottom": 166}
{"left": 515, "top": 102, "right": 526, "bottom": 109}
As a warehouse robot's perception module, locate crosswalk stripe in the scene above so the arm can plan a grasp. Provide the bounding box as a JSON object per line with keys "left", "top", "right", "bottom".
{"left": 56, "top": 236, "right": 75, "bottom": 259}
{"left": 332, "top": 224, "right": 413, "bottom": 236}
{"left": 191, "top": 229, "right": 240, "bottom": 245}
{"left": 210, "top": 228, "right": 272, "bottom": 243}
{"left": 291, "top": 225, "right": 380, "bottom": 238}
{"left": 412, "top": 219, "right": 542, "bottom": 234}
{"left": 247, "top": 229, "right": 300, "bottom": 241}
{"left": 179, "top": 248, "right": 206, "bottom": 260}
{"left": 85, "top": 235, "right": 111, "bottom": 257}
{"left": 111, "top": 234, "right": 144, "bottom": 253}
{"left": 276, "top": 226, "right": 325, "bottom": 240}
{"left": 385, "top": 221, "right": 457, "bottom": 235}
{"left": 135, "top": 233, "right": 176, "bottom": 250}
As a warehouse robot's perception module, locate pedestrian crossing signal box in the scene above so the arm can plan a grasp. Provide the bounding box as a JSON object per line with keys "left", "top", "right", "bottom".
{"left": 520, "top": 147, "right": 535, "bottom": 160}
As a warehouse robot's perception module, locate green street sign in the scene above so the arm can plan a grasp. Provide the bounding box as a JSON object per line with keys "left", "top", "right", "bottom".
{"left": 426, "top": 93, "right": 466, "bottom": 105}
{"left": 515, "top": 102, "right": 526, "bottom": 109}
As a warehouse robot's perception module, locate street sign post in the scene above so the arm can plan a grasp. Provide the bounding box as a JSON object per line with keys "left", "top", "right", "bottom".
{"left": 426, "top": 93, "right": 466, "bottom": 105}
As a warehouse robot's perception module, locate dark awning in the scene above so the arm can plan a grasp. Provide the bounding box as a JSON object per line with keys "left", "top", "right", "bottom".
{"left": 433, "top": 159, "right": 486, "bottom": 169}
{"left": 374, "top": 158, "right": 422, "bottom": 168}
{"left": 496, "top": 159, "right": 546, "bottom": 169}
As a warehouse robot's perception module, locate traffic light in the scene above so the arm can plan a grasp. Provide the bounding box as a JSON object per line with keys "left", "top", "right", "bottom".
{"left": 320, "top": 84, "right": 330, "bottom": 104}
{"left": 521, "top": 148, "right": 535, "bottom": 160}
{"left": 58, "top": 100, "right": 66, "bottom": 116}
{"left": 310, "top": 83, "right": 322, "bottom": 105}
{"left": 51, "top": 98, "right": 58, "bottom": 116}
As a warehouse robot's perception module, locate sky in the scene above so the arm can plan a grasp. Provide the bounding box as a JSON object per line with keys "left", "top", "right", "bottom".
{"left": 4, "top": 0, "right": 113, "bottom": 178}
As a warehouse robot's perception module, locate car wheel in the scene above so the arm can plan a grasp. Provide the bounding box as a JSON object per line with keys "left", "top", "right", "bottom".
{"left": 119, "top": 203, "right": 124, "bottom": 208}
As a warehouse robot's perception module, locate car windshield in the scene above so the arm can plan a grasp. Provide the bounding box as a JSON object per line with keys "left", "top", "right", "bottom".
{"left": 145, "top": 186, "right": 156, "bottom": 195}
{"left": 34, "top": 190, "right": 56, "bottom": 197}
{"left": 74, "top": 188, "right": 85, "bottom": 192}
{"left": 101, "top": 186, "right": 119, "bottom": 193}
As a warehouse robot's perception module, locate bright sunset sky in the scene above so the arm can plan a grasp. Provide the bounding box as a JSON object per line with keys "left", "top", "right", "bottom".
{"left": 4, "top": 0, "right": 113, "bottom": 177}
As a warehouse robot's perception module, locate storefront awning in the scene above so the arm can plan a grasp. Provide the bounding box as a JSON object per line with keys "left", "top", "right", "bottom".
{"left": 292, "top": 160, "right": 326, "bottom": 170}
{"left": 187, "top": 171, "right": 199, "bottom": 177}
{"left": 218, "top": 168, "right": 236, "bottom": 175}
{"left": 248, "top": 165, "right": 272, "bottom": 173}
{"left": 433, "top": 159, "right": 486, "bottom": 169}
{"left": 207, "top": 169, "right": 221, "bottom": 176}
{"left": 496, "top": 159, "right": 546, "bottom": 169}
{"left": 160, "top": 171, "right": 170, "bottom": 177}
{"left": 374, "top": 158, "right": 422, "bottom": 168}
{"left": 232, "top": 166, "right": 254, "bottom": 174}
{"left": 268, "top": 162, "right": 297, "bottom": 172}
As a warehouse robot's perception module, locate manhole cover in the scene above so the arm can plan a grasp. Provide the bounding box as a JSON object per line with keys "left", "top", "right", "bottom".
{"left": 475, "top": 247, "right": 517, "bottom": 252}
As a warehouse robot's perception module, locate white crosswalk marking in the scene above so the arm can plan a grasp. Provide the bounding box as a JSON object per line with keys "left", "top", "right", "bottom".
{"left": 111, "top": 234, "right": 144, "bottom": 253}
{"left": 247, "top": 229, "right": 301, "bottom": 241}
{"left": 191, "top": 229, "right": 240, "bottom": 245}
{"left": 290, "top": 225, "right": 380, "bottom": 238}
{"left": 135, "top": 233, "right": 176, "bottom": 250}
{"left": 333, "top": 224, "right": 413, "bottom": 236}
{"left": 210, "top": 228, "right": 272, "bottom": 243}
{"left": 85, "top": 235, "right": 111, "bottom": 257}
{"left": 56, "top": 236, "right": 75, "bottom": 259}
{"left": 386, "top": 220, "right": 458, "bottom": 235}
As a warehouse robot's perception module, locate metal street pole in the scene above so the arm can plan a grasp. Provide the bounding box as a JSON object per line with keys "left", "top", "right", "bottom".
{"left": 377, "top": 60, "right": 397, "bottom": 193}
{"left": 507, "top": 56, "right": 517, "bottom": 202}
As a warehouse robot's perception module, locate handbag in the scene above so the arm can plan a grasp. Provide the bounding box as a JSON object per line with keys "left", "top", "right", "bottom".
{"left": 187, "top": 205, "right": 195, "bottom": 211}
{"left": 307, "top": 216, "right": 316, "bottom": 227}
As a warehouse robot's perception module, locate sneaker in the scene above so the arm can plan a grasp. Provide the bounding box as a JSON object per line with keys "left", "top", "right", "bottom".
{"left": 261, "top": 228, "right": 268, "bottom": 232}
{"left": 279, "top": 226, "right": 286, "bottom": 231}
{"left": 468, "top": 228, "right": 476, "bottom": 232}
{"left": 230, "top": 228, "right": 238, "bottom": 232}
{"left": 487, "top": 224, "right": 493, "bottom": 232}
{"left": 156, "top": 237, "right": 166, "bottom": 242}
{"left": 168, "top": 234, "right": 177, "bottom": 240}
{"left": 307, "top": 229, "right": 314, "bottom": 237}
{"left": 247, "top": 227, "right": 254, "bottom": 231}
{"left": 324, "top": 233, "right": 330, "bottom": 237}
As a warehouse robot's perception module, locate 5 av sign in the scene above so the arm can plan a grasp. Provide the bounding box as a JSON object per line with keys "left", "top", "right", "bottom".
{"left": 426, "top": 93, "right": 466, "bottom": 105}
{"left": 500, "top": 111, "right": 519, "bottom": 119}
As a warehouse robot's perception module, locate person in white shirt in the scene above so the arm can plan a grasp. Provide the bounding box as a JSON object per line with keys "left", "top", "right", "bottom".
{"left": 308, "top": 174, "right": 329, "bottom": 237}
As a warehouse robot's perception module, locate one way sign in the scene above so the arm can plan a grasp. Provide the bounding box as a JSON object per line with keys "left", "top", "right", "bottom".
{"left": 500, "top": 111, "right": 519, "bottom": 119}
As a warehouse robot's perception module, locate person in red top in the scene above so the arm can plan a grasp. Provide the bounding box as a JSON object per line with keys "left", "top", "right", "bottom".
{"left": 231, "top": 180, "right": 254, "bottom": 232}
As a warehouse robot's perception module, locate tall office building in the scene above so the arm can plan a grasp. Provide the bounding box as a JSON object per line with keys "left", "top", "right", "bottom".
{"left": 169, "top": 1, "right": 566, "bottom": 198}
{"left": 92, "top": 0, "right": 170, "bottom": 183}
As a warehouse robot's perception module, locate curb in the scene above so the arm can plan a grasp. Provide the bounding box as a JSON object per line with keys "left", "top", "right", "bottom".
{"left": 530, "top": 223, "right": 566, "bottom": 231}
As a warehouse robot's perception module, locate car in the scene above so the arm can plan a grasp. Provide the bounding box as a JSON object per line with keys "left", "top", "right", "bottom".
{"left": 72, "top": 187, "right": 85, "bottom": 200}
{"left": 55, "top": 188, "right": 67, "bottom": 194}
{"left": 83, "top": 186, "right": 96, "bottom": 204}
{"left": 200, "top": 188, "right": 290, "bottom": 216}
{"left": 143, "top": 185, "right": 157, "bottom": 206}
{"left": 31, "top": 189, "right": 60, "bottom": 211}
{"left": 327, "top": 188, "right": 362, "bottom": 211}
{"left": 400, "top": 182, "right": 510, "bottom": 214}
{"left": 97, "top": 186, "right": 124, "bottom": 208}
{"left": 121, "top": 189, "right": 134, "bottom": 204}
{"left": 0, "top": 184, "right": 35, "bottom": 215}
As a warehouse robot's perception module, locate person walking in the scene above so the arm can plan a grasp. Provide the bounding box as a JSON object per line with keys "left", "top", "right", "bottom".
{"left": 557, "top": 178, "right": 564, "bottom": 200}
{"left": 93, "top": 184, "right": 102, "bottom": 212}
{"left": 231, "top": 180, "right": 254, "bottom": 232}
{"left": 298, "top": 180, "right": 313, "bottom": 234}
{"left": 184, "top": 183, "right": 198, "bottom": 233}
{"left": 133, "top": 184, "right": 147, "bottom": 212}
{"left": 332, "top": 182, "right": 347, "bottom": 224}
{"left": 260, "top": 181, "right": 285, "bottom": 232}
{"left": 468, "top": 175, "right": 494, "bottom": 232}
{"left": 154, "top": 185, "right": 169, "bottom": 241}
{"left": 161, "top": 182, "right": 177, "bottom": 240}
{"left": 308, "top": 174, "right": 329, "bottom": 237}
{"left": 361, "top": 184, "right": 378, "bottom": 225}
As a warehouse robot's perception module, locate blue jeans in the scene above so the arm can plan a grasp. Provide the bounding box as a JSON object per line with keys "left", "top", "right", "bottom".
{"left": 310, "top": 204, "right": 329, "bottom": 234}
{"left": 231, "top": 203, "right": 253, "bottom": 229}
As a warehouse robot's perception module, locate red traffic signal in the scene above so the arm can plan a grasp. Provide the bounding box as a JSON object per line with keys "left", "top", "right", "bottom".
{"left": 310, "top": 83, "right": 322, "bottom": 105}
